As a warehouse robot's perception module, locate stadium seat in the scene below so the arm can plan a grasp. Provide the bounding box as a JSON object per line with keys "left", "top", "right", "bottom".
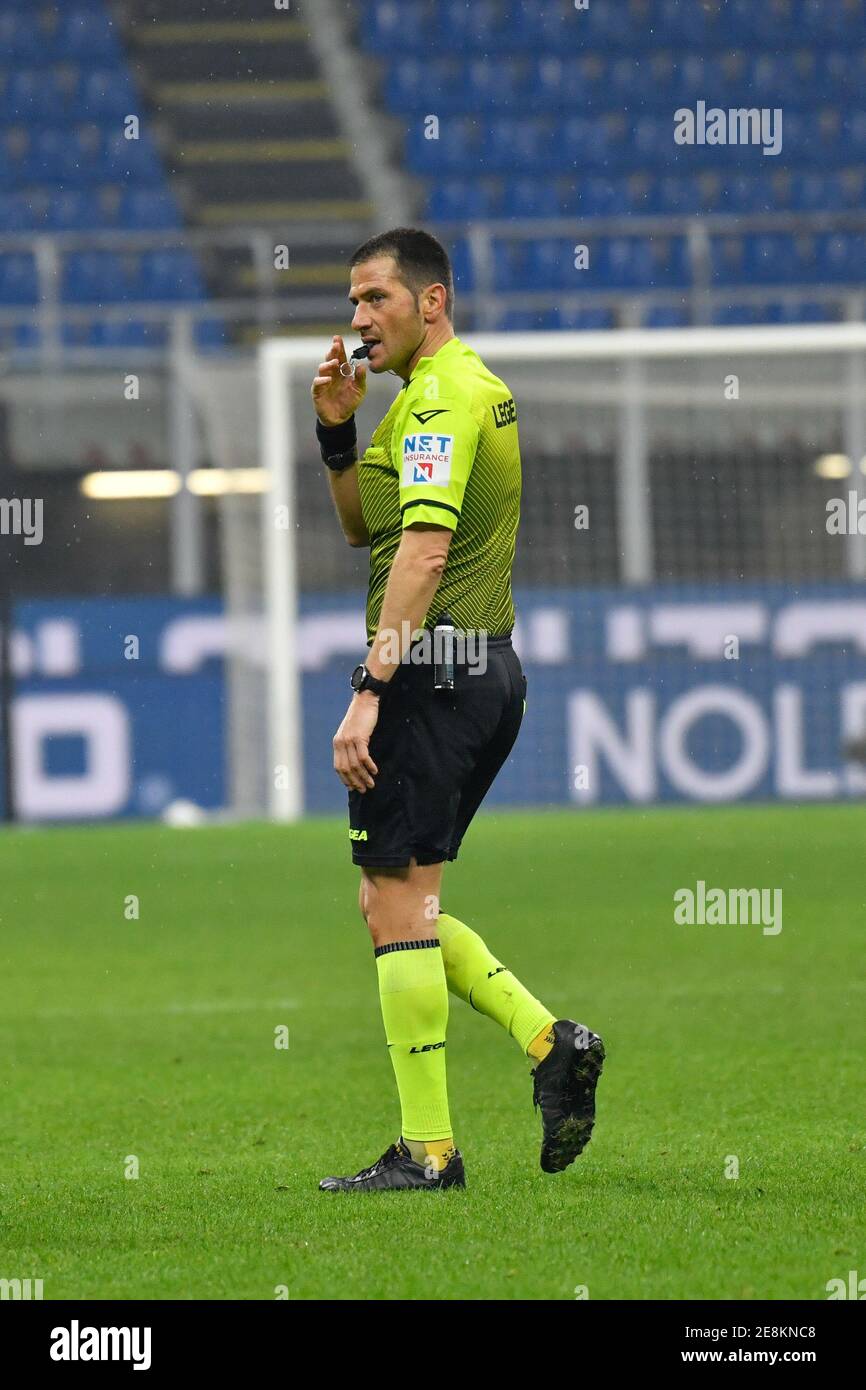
{"left": 118, "top": 188, "right": 181, "bottom": 230}
{"left": 83, "top": 319, "right": 169, "bottom": 349}
{"left": 496, "top": 308, "right": 560, "bottom": 332}
{"left": 525, "top": 239, "right": 575, "bottom": 292}
{"left": 426, "top": 179, "right": 497, "bottom": 221}
{"left": 555, "top": 305, "right": 616, "bottom": 331}
{"left": 447, "top": 238, "right": 475, "bottom": 293}
{"left": 643, "top": 304, "right": 690, "bottom": 328}
{"left": 816, "top": 232, "right": 863, "bottom": 282}
{"left": 137, "top": 250, "right": 206, "bottom": 302}
{"left": 763, "top": 300, "right": 841, "bottom": 324}
{"left": 194, "top": 318, "right": 229, "bottom": 350}
{"left": 744, "top": 234, "right": 799, "bottom": 285}
{"left": 491, "top": 240, "right": 527, "bottom": 293}
{"left": 63, "top": 251, "right": 131, "bottom": 303}
{"left": 102, "top": 129, "right": 164, "bottom": 183}
{"left": 711, "top": 304, "right": 763, "bottom": 327}
{"left": 0, "top": 11, "right": 50, "bottom": 63}
{"left": 0, "top": 252, "right": 38, "bottom": 303}
{"left": 1, "top": 68, "right": 68, "bottom": 125}
{"left": 23, "top": 127, "right": 106, "bottom": 185}
{"left": 78, "top": 67, "right": 138, "bottom": 121}
{"left": 0, "top": 190, "right": 37, "bottom": 230}
{"left": 503, "top": 178, "right": 560, "bottom": 219}
{"left": 56, "top": 6, "right": 120, "bottom": 62}
{"left": 46, "top": 190, "right": 100, "bottom": 231}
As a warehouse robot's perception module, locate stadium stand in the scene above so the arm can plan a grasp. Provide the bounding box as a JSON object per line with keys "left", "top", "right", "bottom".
{"left": 358, "top": 0, "right": 866, "bottom": 328}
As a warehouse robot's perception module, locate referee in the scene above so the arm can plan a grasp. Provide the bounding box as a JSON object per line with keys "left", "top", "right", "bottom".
{"left": 311, "top": 228, "right": 604, "bottom": 1192}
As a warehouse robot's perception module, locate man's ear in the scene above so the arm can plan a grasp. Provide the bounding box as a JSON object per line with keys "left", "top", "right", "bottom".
{"left": 423, "top": 283, "right": 448, "bottom": 321}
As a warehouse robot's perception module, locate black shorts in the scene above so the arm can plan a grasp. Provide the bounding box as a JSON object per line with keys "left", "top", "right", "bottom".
{"left": 348, "top": 636, "right": 526, "bottom": 868}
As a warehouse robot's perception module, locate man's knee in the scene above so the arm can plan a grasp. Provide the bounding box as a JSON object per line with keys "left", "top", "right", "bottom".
{"left": 359, "top": 860, "right": 443, "bottom": 944}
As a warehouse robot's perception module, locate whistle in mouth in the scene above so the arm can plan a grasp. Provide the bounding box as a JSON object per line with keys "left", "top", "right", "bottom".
{"left": 339, "top": 343, "right": 373, "bottom": 378}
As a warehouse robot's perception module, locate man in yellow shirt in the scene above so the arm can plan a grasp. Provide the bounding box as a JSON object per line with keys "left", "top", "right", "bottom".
{"left": 311, "top": 228, "right": 604, "bottom": 1193}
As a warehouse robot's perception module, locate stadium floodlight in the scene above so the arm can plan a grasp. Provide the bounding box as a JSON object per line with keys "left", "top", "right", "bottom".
{"left": 181, "top": 324, "right": 866, "bottom": 822}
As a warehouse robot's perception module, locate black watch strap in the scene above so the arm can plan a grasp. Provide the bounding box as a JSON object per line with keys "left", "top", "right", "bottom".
{"left": 317, "top": 415, "right": 358, "bottom": 472}
{"left": 351, "top": 663, "right": 389, "bottom": 697}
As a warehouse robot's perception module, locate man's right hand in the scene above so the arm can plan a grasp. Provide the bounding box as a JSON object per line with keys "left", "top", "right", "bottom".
{"left": 312, "top": 336, "right": 368, "bottom": 426}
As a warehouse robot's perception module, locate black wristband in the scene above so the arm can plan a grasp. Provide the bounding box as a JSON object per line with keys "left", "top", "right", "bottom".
{"left": 316, "top": 415, "right": 357, "bottom": 472}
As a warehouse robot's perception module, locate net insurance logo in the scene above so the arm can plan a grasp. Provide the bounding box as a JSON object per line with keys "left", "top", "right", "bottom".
{"left": 402, "top": 433, "right": 454, "bottom": 486}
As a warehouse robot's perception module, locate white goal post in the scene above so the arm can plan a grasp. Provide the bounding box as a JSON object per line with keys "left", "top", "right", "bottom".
{"left": 258, "top": 323, "right": 866, "bottom": 822}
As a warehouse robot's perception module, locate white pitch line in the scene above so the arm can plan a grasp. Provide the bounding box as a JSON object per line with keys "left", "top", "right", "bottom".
{"left": 11, "top": 999, "right": 301, "bottom": 1020}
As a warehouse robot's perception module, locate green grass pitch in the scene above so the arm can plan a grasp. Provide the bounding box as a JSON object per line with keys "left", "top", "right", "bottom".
{"left": 1, "top": 804, "right": 863, "bottom": 1301}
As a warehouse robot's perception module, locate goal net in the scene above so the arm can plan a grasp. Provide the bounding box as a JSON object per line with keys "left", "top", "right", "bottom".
{"left": 191, "top": 324, "right": 866, "bottom": 820}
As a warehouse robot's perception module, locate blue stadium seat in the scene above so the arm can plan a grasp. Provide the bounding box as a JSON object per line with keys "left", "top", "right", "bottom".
{"left": 23, "top": 127, "right": 106, "bottom": 185}
{"left": 448, "top": 238, "right": 475, "bottom": 292}
{"left": 788, "top": 172, "right": 826, "bottom": 211}
{"left": 747, "top": 53, "right": 804, "bottom": 105}
{"left": 0, "top": 11, "right": 50, "bottom": 62}
{"left": 711, "top": 304, "right": 764, "bottom": 326}
{"left": 56, "top": 6, "right": 120, "bottom": 62}
{"left": 387, "top": 59, "right": 458, "bottom": 115}
{"left": 366, "top": 0, "right": 422, "bottom": 53}
{"left": 525, "top": 239, "right": 576, "bottom": 291}
{"left": 83, "top": 319, "right": 169, "bottom": 349}
{"left": 496, "top": 308, "right": 559, "bottom": 332}
{"left": 426, "top": 178, "right": 497, "bottom": 220}
{"left": 744, "top": 234, "right": 798, "bottom": 284}
{"left": 723, "top": 175, "right": 772, "bottom": 215}
{"left": 46, "top": 189, "right": 99, "bottom": 230}
{"left": 502, "top": 177, "right": 560, "bottom": 218}
{"left": 656, "top": 0, "right": 714, "bottom": 45}
{"left": 1, "top": 68, "right": 68, "bottom": 124}
{"left": 573, "top": 176, "right": 627, "bottom": 217}
{"left": 63, "top": 251, "right": 130, "bottom": 303}
{"left": 136, "top": 250, "right": 205, "bottom": 302}
{"left": 655, "top": 176, "right": 700, "bottom": 215}
{"left": 194, "top": 319, "right": 229, "bottom": 350}
{"left": 117, "top": 188, "right": 181, "bottom": 230}
{"left": 488, "top": 118, "right": 549, "bottom": 172}
{"left": 763, "top": 300, "right": 841, "bottom": 324}
{"left": 555, "top": 305, "right": 616, "bottom": 331}
{"left": 533, "top": 57, "right": 577, "bottom": 109}
{"left": 12, "top": 321, "right": 40, "bottom": 349}
{"left": 78, "top": 67, "right": 138, "bottom": 121}
{"left": 491, "top": 240, "right": 526, "bottom": 292}
{"left": 643, "top": 305, "right": 690, "bottom": 328}
{"left": 466, "top": 57, "right": 523, "bottom": 109}
{"left": 0, "top": 190, "right": 37, "bottom": 230}
{"left": 0, "top": 253, "right": 38, "bottom": 304}
{"left": 102, "top": 129, "right": 164, "bottom": 182}
{"left": 406, "top": 117, "right": 477, "bottom": 174}
{"left": 816, "top": 232, "right": 863, "bottom": 282}
{"left": 841, "top": 109, "right": 866, "bottom": 158}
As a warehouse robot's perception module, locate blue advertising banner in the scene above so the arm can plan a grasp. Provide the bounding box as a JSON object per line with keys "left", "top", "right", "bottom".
{"left": 2, "top": 582, "right": 866, "bottom": 821}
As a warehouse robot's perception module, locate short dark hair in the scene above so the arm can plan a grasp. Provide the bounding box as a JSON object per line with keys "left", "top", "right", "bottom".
{"left": 349, "top": 227, "right": 454, "bottom": 320}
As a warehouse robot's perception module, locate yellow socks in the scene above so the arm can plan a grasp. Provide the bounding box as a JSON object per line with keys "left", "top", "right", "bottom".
{"left": 527, "top": 1022, "right": 557, "bottom": 1062}
{"left": 405, "top": 1137, "right": 457, "bottom": 1172}
{"left": 436, "top": 913, "right": 557, "bottom": 1057}
{"left": 375, "top": 938, "right": 453, "bottom": 1145}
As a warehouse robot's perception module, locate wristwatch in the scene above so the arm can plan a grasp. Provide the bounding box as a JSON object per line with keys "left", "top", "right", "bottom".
{"left": 350, "top": 663, "right": 389, "bottom": 697}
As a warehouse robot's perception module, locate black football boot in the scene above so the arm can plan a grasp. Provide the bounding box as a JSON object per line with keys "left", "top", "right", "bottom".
{"left": 531, "top": 1020, "right": 605, "bottom": 1173}
{"left": 319, "top": 1138, "right": 466, "bottom": 1192}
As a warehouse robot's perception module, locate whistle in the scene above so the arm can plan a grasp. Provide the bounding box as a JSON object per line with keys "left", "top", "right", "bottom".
{"left": 339, "top": 343, "right": 373, "bottom": 378}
